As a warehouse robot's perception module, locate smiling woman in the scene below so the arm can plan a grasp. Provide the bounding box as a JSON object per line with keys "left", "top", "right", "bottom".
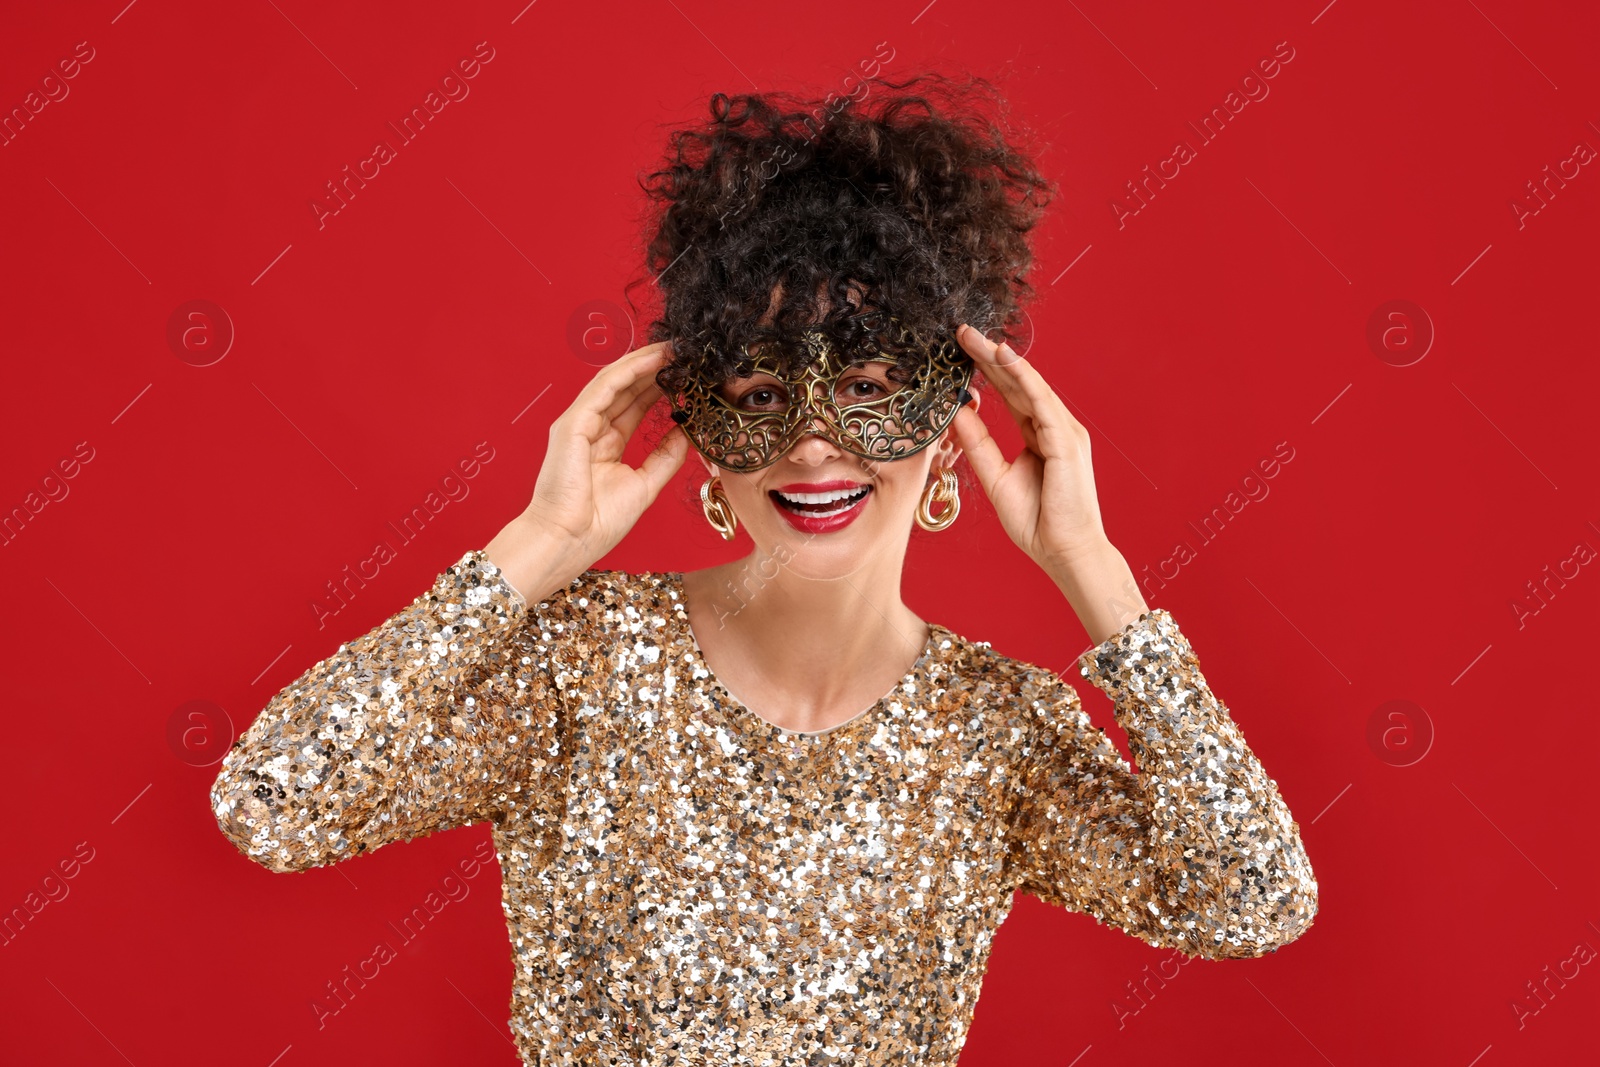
{"left": 212, "top": 69, "right": 1319, "bottom": 1067}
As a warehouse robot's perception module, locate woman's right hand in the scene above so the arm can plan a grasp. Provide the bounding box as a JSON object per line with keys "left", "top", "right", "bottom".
{"left": 486, "top": 342, "right": 690, "bottom": 603}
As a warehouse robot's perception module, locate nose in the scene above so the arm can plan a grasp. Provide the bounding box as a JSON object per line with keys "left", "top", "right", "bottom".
{"left": 785, "top": 423, "right": 844, "bottom": 464}
{"left": 781, "top": 404, "right": 847, "bottom": 463}
{"left": 778, "top": 375, "right": 850, "bottom": 463}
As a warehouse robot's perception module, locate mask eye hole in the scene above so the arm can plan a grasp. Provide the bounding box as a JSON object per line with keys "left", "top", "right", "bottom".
{"left": 720, "top": 374, "right": 790, "bottom": 412}
{"left": 836, "top": 360, "right": 905, "bottom": 404}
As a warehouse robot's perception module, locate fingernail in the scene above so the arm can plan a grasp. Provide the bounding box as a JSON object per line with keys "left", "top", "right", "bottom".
{"left": 957, "top": 387, "right": 973, "bottom": 407}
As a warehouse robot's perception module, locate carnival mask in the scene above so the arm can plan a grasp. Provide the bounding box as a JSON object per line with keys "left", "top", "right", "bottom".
{"left": 660, "top": 319, "right": 976, "bottom": 472}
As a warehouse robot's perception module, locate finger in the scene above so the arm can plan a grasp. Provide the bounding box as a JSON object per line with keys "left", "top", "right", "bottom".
{"left": 958, "top": 322, "right": 1024, "bottom": 369}
{"left": 959, "top": 329, "right": 1036, "bottom": 427}
{"left": 616, "top": 381, "right": 668, "bottom": 441}
{"left": 960, "top": 326, "right": 1084, "bottom": 460}
{"left": 948, "top": 403, "right": 1010, "bottom": 502}
{"left": 594, "top": 385, "right": 666, "bottom": 464}
{"left": 573, "top": 342, "right": 673, "bottom": 426}
{"left": 563, "top": 346, "right": 671, "bottom": 447}
{"left": 637, "top": 425, "right": 690, "bottom": 500}
{"left": 602, "top": 362, "right": 666, "bottom": 425}
{"left": 961, "top": 326, "right": 1070, "bottom": 435}
{"left": 989, "top": 341, "right": 1089, "bottom": 460}
{"left": 957, "top": 326, "right": 1039, "bottom": 452}
{"left": 981, "top": 370, "right": 1041, "bottom": 458}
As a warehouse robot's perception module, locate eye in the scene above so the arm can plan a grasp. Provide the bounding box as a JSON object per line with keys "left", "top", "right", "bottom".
{"left": 836, "top": 363, "right": 901, "bottom": 403}
{"left": 741, "top": 387, "right": 786, "bottom": 409}
{"left": 840, "top": 378, "right": 886, "bottom": 400}
{"left": 725, "top": 379, "right": 789, "bottom": 411}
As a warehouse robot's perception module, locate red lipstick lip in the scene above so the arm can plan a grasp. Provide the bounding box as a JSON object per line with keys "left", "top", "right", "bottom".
{"left": 772, "top": 480, "right": 869, "bottom": 493}
{"left": 769, "top": 483, "right": 871, "bottom": 534}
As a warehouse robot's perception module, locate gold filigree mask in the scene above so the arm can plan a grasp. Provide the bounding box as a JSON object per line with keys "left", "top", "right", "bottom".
{"left": 660, "top": 319, "right": 975, "bottom": 473}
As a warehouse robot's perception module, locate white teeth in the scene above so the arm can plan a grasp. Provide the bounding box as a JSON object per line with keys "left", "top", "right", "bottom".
{"left": 791, "top": 496, "right": 864, "bottom": 518}
{"left": 773, "top": 486, "right": 871, "bottom": 519}
{"left": 775, "top": 487, "right": 868, "bottom": 505}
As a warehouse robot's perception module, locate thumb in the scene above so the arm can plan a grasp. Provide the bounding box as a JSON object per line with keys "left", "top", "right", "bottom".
{"left": 951, "top": 405, "right": 1005, "bottom": 503}
{"left": 638, "top": 426, "right": 690, "bottom": 499}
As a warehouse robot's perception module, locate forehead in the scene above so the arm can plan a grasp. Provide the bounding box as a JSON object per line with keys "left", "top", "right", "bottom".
{"left": 728, "top": 349, "right": 898, "bottom": 380}
{"left": 752, "top": 325, "right": 903, "bottom": 358}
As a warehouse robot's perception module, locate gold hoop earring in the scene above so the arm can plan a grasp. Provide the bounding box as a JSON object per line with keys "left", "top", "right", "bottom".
{"left": 914, "top": 467, "right": 961, "bottom": 532}
{"left": 701, "top": 476, "right": 738, "bottom": 541}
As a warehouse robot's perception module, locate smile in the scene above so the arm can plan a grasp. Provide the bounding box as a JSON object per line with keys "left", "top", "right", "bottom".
{"left": 771, "top": 486, "right": 871, "bottom": 514}
{"left": 768, "top": 485, "right": 872, "bottom": 533}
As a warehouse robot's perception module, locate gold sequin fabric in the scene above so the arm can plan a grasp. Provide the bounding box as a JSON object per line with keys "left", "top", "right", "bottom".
{"left": 212, "top": 550, "right": 1318, "bottom": 1064}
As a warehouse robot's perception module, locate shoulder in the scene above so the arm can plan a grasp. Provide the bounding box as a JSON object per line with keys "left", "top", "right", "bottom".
{"left": 519, "top": 566, "right": 685, "bottom": 663}
{"left": 927, "top": 624, "right": 1087, "bottom": 720}
{"left": 939, "top": 607, "right": 1190, "bottom": 705}
{"left": 920, "top": 626, "right": 1103, "bottom": 792}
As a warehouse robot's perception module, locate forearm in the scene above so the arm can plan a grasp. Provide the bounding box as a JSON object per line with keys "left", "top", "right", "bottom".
{"left": 212, "top": 552, "right": 532, "bottom": 872}
{"left": 1043, "top": 539, "right": 1149, "bottom": 646}
{"left": 1077, "top": 609, "right": 1320, "bottom": 956}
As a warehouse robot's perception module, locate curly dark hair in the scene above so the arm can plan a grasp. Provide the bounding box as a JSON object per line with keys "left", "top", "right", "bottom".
{"left": 628, "top": 70, "right": 1055, "bottom": 411}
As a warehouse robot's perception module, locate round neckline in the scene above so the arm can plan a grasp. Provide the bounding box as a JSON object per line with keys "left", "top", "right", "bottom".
{"left": 667, "top": 571, "right": 944, "bottom": 741}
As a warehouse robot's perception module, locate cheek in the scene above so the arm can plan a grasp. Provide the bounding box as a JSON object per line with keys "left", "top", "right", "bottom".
{"left": 873, "top": 467, "right": 928, "bottom": 504}
{"left": 725, "top": 477, "right": 767, "bottom": 505}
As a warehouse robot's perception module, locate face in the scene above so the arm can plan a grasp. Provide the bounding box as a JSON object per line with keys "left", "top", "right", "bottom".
{"left": 693, "top": 351, "right": 973, "bottom": 579}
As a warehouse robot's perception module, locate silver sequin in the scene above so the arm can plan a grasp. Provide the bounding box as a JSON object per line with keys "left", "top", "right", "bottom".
{"left": 212, "top": 550, "right": 1318, "bottom": 1063}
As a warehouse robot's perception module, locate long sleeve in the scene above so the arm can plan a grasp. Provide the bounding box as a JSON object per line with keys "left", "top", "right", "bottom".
{"left": 211, "top": 548, "right": 568, "bottom": 873}
{"left": 1003, "top": 608, "right": 1319, "bottom": 960}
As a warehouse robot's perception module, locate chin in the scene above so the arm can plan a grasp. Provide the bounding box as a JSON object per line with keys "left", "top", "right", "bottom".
{"left": 767, "top": 552, "right": 867, "bottom": 583}
{"left": 752, "top": 523, "right": 893, "bottom": 580}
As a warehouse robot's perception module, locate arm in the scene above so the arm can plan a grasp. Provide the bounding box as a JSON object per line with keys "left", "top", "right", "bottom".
{"left": 1004, "top": 607, "right": 1320, "bottom": 959}
{"left": 210, "top": 549, "right": 568, "bottom": 873}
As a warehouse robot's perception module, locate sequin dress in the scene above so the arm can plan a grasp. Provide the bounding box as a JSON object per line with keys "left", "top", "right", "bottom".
{"left": 212, "top": 549, "right": 1318, "bottom": 1064}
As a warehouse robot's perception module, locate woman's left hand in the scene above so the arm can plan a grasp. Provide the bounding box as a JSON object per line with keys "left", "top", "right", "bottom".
{"left": 946, "top": 323, "right": 1112, "bottom": 574}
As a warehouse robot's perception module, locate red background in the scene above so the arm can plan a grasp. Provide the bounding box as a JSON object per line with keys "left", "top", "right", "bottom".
{"left": 3, "top": 1, "right": 1596, "bottom": 1064}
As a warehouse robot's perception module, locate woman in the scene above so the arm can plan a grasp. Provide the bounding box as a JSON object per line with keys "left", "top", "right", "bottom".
{"left": 212, "top": 74, "right": 1318, "bottom": 1064}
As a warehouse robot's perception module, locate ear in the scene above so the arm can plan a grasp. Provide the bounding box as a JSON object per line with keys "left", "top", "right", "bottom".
{"left": 931, "top": 389, "right": 978, "bottom": 469}
{"left": 930, "top": 429, "right": 962, "bottom": 472}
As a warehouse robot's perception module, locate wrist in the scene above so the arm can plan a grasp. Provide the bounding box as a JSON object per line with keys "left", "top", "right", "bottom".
{"left": 484, "top": 514, "right": 587, "bottom": 608}
{"left": 1041, "top": 535, "right": 1118, "bottom": 580}
{"left": 1042, "top": 540, "right": 1151, "bottom": 646}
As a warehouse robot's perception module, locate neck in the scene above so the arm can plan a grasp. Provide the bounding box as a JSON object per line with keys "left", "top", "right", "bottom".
{"left": 682, "top": 544, "right": 930, "bottom": 727}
